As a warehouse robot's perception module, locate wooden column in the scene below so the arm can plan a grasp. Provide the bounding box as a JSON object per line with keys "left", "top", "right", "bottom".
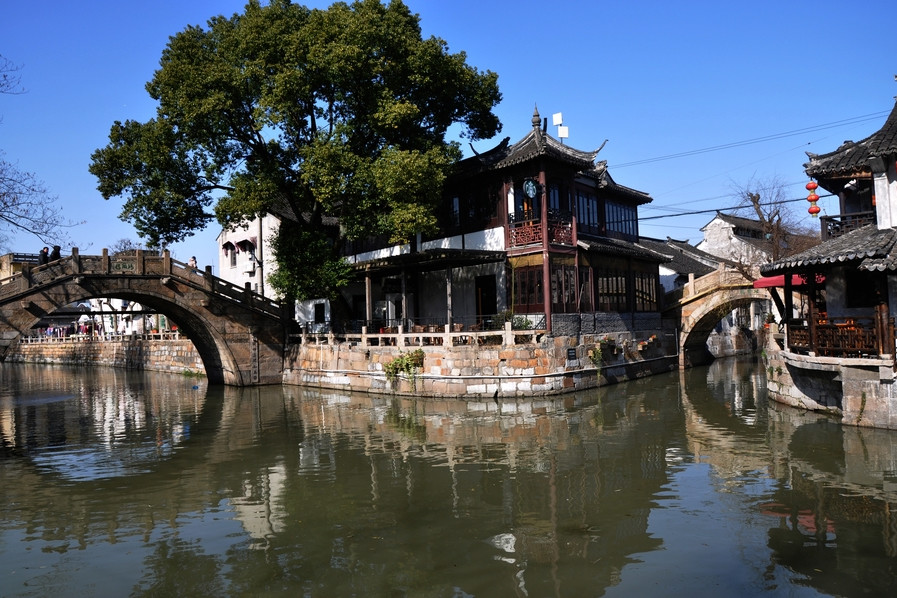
{"left": 446, "top": 267, "right": 453, "bottom": 326}
{"left": 365, "top": 272, "right": 373, "bottom": 325}
{"left": 401, "top": 268, "right": 407, "bottom": 328}
{"left": 806, "top": 273, "right": 817, "bottom": 355}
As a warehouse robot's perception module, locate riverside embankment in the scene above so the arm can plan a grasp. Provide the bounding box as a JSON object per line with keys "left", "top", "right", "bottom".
{"left": 8, "top": 333, "right": 204, "bottom": 376}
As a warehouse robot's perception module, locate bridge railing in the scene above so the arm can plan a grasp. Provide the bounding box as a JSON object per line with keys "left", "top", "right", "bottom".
{"left": 664, "top": 267, "right": 753, "bottom": 308}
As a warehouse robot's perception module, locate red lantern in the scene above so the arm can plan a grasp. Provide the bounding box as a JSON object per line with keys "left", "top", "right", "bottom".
{"left": 806, "top": 180, "right": 820, "bottom": 217}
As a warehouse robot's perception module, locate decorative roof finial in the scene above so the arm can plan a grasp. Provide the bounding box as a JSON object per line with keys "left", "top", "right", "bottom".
{"left": 532, "top": 105, "right": 541, "bottom": 130}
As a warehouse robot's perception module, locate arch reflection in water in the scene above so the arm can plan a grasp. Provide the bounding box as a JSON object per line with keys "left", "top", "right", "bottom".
{"left": 1, "top": 359, "right": 897, "bottom": 596}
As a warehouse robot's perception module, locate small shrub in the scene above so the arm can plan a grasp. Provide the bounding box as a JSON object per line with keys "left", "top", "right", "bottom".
{"left": 384, "top": 349, "right": 425, "bottom": 390}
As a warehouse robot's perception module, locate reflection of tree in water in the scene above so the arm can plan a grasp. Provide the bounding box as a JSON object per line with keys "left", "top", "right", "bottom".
{"left": 132, "top": 537, "right": 226, "bottom": 597}
{"left": 283, "top": 381, "right": 680, "bottom": 596}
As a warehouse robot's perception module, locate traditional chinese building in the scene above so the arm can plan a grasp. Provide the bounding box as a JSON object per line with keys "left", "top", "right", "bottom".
{"left": 760, "top": 96, "right": 897, "bottom": 428}
{"left": 339, "top": 107, "right": 666, "bottom": 337}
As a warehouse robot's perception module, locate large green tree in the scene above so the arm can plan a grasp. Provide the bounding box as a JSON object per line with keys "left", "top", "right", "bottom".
{"left": 89, "top": 0, "right": 502, "bottom": 299}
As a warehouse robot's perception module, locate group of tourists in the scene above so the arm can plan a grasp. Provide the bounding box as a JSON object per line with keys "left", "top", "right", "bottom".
{"left": 37, "top": 246, "right": 62, "bottom": 265}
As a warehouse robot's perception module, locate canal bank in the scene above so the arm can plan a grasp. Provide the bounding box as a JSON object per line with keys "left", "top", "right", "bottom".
{"left": 282, "top": 328, "right": 682, "bottom": 397}
{"left": 6, "top": 320, "right": 757, "bottom": 397}
{"left": 7, "top": 334, "right": 205, "bottom": 376}
{"left": 762, "top": 324, "right": 897, "bottom": 429}
{"left": 6, "top": 330, "right": 681, "bottom": 396}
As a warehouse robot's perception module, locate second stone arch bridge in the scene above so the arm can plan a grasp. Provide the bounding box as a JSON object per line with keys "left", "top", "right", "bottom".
{"left": 0, "top": 249, "right": 295, "bottom": 386}
{"left": 663, "top": 267, "right": 773, "bottom": 368}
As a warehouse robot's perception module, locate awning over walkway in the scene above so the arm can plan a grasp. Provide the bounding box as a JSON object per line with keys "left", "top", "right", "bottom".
{"left": 752, "top": 274, "right": 825, "bottom": 288}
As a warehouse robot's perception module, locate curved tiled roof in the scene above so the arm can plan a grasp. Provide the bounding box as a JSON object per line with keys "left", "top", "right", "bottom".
{"left": 456, "top": 108, "right": 601, "bottom": 175}
{"left": 492, "top": 126, "right": 598, "bottom": 170}
{"left": 804, "top": 99, "right": 897, "bottom": 177}
{"left": 761, "top": 224, "right": 897, "bottom": 274}
{"left": 580, "top": 161, "right": 652, "bottom": 204}
{"left": 578, "top": 237, "right": 669, "bottom": 263}
{"left": 638, "top": 237, "right": 718, "bottom": 276}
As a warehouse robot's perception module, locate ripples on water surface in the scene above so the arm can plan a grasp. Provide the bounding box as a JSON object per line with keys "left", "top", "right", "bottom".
{"left": 2, "top": 358, "right": 897, "bottom": 597}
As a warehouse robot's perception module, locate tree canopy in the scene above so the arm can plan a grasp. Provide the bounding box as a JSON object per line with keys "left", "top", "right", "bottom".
{"left": 89, "top": 0, "right": 502, "bottom": 299}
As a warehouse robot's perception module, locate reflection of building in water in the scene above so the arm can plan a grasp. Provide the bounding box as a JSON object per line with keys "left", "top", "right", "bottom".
{"left": 0, "top": 364, "right": 207, "bottom": 479}
{"left": 681, "top": 357, "right": 897, "bottom": 594}
{"left": 283, "top": 385, "right": 674, "bottom": 591}
{"left": 229, "top": 461, "right": 289, "bottom": 544}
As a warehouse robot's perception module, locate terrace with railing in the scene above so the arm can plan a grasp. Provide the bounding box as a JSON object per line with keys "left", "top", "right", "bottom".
{"left": 786, "top": 314, "right": 895, "bottom": 359}
{"left": 292, "top": 313, "right": 547, "bottom": 347}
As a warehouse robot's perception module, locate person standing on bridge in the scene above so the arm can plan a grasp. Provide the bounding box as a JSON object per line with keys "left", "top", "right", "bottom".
{"left": 188, "top": 256, "right": 198, "bottom": 273}
{"left": 38, "top": 247, "right": 49, "bottom": 265}
{"left": 49, "top": 246, "right": 61, "bottom": 261}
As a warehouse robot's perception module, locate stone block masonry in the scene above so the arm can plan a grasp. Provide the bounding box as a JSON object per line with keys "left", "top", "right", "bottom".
{"left": 7, "top": 338, "right": 205, "bottom": 376}
{"left": 283, "top": 334, "right": 679, "bottom": 398}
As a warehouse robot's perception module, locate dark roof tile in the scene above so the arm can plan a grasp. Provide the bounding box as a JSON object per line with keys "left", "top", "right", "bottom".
{"left": 805, "top": 99, "right": 897, "bottom": 177}
{"left": 761, "top": 224, "right": 897, "bottom": 273}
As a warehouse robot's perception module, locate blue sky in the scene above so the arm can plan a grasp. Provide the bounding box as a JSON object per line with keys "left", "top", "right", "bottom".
{"left": 2, "top": 0, "right": 895, "bottom": 273}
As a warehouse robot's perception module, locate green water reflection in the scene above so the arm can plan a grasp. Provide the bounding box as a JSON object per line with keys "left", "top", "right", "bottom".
{"left": 1, "top": 358, "right": 896, "bottom": 597}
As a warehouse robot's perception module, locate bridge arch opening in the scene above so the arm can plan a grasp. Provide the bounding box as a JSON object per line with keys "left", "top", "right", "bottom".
{"left": 1, "top": 251, "right": 291, "bottom": 385}
{"left": 679, "top": 294, "right": 771, "bottom": 368}
{"left": 14, "top": 288, "right": 234, "bottom": 384}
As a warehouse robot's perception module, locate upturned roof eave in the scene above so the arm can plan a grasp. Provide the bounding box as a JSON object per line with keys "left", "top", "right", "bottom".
{"left": 804, "top": 99, "right": 897, "bottom": 178}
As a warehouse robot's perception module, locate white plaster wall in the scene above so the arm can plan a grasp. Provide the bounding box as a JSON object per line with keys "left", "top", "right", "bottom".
{"left": 217, "top": 213, "right": 280, "bottom": 298}
{"left": 296, "top": 299, "right": 331, "bottom": 332}
{"left": 697, "top": 218, "right": 767, "bottom": 266}
{"left": 874, "top": 161, "right": 897, "bottom": 230}
{"left": 658, "top": 264, "right": 679, "bottom": 292}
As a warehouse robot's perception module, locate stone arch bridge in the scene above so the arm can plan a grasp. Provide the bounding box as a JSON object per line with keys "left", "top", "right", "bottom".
{"left": 0, "top": 249, "right": 296, "bottom": 386}
{"left": 663, "top": 268, "right": 772, "bottom": 368}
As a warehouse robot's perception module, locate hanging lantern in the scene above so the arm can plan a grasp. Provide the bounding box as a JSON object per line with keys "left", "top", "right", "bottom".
{"left": 806, "top": 181, "right": 820, "bottom": 217}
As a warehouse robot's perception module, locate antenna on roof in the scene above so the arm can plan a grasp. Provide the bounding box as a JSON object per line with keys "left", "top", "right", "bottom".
{"left": 552, "top": 112, "right": 568, "bottom": 143}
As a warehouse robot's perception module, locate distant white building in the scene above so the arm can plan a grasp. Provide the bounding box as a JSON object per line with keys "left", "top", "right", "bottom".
{"left": 88, "top": 298, "right": 167, "bottom": 334}
{"left": 216, "top": 215, "right": 278, "bottom": 299}
{"left": 696, "top": 213, "right": 773, "bottom": 273}
{"left": 216, "top": 214, "right": 330, "bottom": 330}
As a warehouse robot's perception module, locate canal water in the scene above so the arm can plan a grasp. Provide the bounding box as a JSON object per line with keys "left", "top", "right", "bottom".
{"left": 2, "top": 358, "right": 896, "bottom": 597}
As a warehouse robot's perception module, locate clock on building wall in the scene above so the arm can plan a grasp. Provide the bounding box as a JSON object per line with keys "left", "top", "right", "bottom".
{"left": 523, "top": 179, "right": 538, "bottom": 199}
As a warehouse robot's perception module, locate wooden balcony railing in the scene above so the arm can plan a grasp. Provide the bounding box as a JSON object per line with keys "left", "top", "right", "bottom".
{"left": 819, "top": 211, "right": 875, "bottom": 240}
{"left": 509, "top": 220, "right": 543, "bottom": 247}
{"left": 547, "top": 211, "right": 573, "bottom": 246}
{"left": 787, "top": 315, "right": 895, "bottom": 359}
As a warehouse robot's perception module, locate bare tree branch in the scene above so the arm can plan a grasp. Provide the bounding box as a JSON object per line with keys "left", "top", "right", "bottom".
{"left": 728, "top": 174, "right": 820, "bottom": 280}
{"left": 1, "top": 55, "right": 82, "bottom": 251}
{"left": 0, "top": 54, "right": 24, "bottom": 95}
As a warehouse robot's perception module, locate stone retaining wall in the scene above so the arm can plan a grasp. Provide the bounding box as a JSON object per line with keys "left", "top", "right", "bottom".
{"left": 8, "top": 331, "right": 682, "bottom": 397}
{"left": 763, "top": 325, "right": 897, "bottom": 429}
{"left": 283, "top": 334, "right": 678, "bottom": 398}
{"left": 6, "top": 339, "right": 205, "bottom": 376}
